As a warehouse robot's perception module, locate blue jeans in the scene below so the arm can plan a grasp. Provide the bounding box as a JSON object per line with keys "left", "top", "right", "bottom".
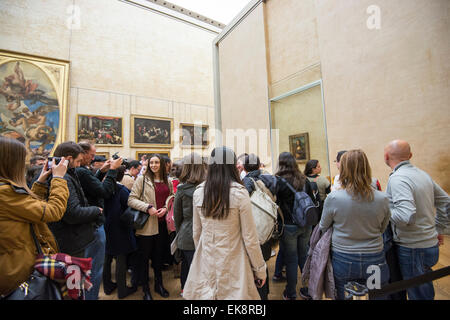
{"left": 397, "top": 244, "right": 439, "bottom": 300}
{"left": 279, "top": 224, "right": 312, "bottom": 298}
{"left": 274, "top": 246, "right": 285, "bottom": 277}
{"left": 332, "top": 250, "right": 390, "bottom": 300}
{"left": 84, "top": 225, "right": 106, "bottom": 300}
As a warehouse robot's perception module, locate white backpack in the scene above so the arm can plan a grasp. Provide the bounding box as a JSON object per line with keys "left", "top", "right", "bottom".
{"left": 249, "top": 178, "right": 279, "bottom": 245}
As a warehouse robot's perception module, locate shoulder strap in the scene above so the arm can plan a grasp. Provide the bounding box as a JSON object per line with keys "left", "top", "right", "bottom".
{"left": 30, "top": 224, "right": 43, "bottom": 255}
{"left": 278, "top": 176, "right": 297, "bottom": 194}
{"left": 140, "top": 176, "right": 146, "bottom": 199}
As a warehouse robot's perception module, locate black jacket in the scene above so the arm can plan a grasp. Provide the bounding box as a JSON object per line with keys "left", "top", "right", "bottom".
{"left": 174, "top": 183, "right": 197, "bottom": 251}
{"left": 104, "top": 183, "right": 136, "bottom": 256}
{"left": 75, "top": 166, "right": 117, "bottom": 209}
{"left": 48, "top": 168, "right": 102, "bottom": 255}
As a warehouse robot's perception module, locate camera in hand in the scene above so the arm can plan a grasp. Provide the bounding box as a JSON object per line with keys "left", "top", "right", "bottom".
{"left": 112, "top": 152, "right": 129, "bottom": 168}
{"left": 48, "top": 156, "right": 61, "bottom": 168}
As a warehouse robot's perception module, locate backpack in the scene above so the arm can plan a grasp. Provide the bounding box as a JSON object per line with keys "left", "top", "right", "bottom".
{"left": 165, "top": 195, "right": 176, "bottom": 233}
{"left": 249, "top": 178, "right": 279, "bottom": 245}
{"left": 282, "top": 178, "right": 319, "bottom": 227}
{"left": 308, "top": 176, "right": 320, "bottom": 202}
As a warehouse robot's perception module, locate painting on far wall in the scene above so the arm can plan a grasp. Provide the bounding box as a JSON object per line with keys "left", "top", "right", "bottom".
{"left": 180, "top": 123, "right": 209, "bottom": 148}
{"left": 95, "top": 152, "right": 110, "bottom": 160}
{"left": 131, "top": 115, "right": 173, "bottom": 148}
{"left": 0, "top": 50, "right": 70, "bottom": 159}
{"left": 77, "top": 114, "right": 123, "bottom": 146}
{"left": 289, "top": 132, "right": 310, "bottom": 163}
{"left": 136, "top": 151, "right": 170, "bottom": 163}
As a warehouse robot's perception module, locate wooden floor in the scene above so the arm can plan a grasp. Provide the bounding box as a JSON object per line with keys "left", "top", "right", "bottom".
{"left": 99, "top": 235, "right": 450, "bottom": 300}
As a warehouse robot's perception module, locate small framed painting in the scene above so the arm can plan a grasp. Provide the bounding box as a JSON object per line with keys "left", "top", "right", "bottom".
{"left": 131, "top": 115, "right": 173, "bottom": 148}
{"left": 77, "top": 114, "right": 123, "bottom": 146}
{"left": 289, "top": 132, "right": 310, "bottom": 163}
{"left": 136, "top": 150, "right": 171, "bottom": 163}
{"left": 180, "top": 123, "right": 209, "bottom": 148}
{"left": 95, "top": 152, "right": 110, "bottom": 160}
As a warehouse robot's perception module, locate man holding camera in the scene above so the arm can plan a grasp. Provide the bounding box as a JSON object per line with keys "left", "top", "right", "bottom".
{"left": 47, "top": 142, "right": 104, "bottom": 261}
{"left": 76, "top": 142, "right": 123, "bottom": 300}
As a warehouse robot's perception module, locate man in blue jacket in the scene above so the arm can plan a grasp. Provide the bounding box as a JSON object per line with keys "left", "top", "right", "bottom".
{"left": 76, "top": 141, "right": 123, "bottom": 300}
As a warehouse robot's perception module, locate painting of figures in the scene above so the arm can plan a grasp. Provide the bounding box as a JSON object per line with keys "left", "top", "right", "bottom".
{"left": 0, "top": 51, "right": 69, "bottom": 158}
{"left": 77, "top": 115, "right": 123, "bottom": 146}
{"left": 131, "top": 115, "right": 173, "bottom": 148}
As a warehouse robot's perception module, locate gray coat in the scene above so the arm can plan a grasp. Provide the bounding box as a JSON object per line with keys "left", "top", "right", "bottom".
{"left": 302, "top": 225, "right": 335, "bottom": 300}
{"left": 174, "top": 183, "right": 196, "bottom": 251}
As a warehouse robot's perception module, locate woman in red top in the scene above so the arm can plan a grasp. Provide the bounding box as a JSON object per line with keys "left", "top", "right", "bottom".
{"left": 128, "top": 154, "right": 173, "bottom": 300}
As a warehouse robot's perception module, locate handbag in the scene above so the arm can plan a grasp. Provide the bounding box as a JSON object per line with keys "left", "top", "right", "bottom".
{"left": 165, "top": 195, "right": 176, "bottom": 233}
{"left": 1, "top": 225, "right": 63, "bottom": 300}
{"left": 121, "top": 176, "right": 149, "bottom": 230}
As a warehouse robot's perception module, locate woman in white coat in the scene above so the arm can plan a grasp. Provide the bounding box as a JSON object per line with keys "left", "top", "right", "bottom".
{"left": 183, "top": 147, "right": 267, "bottom": 300}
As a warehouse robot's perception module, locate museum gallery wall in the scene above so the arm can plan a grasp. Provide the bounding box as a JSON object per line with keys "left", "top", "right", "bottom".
{"left": 0, "top": 0, "right": 216, "bottom": 161}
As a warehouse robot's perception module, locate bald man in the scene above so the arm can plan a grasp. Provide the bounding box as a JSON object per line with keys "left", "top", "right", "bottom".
{"left": 384, "top": 140, "right": 449, "bottom": 300}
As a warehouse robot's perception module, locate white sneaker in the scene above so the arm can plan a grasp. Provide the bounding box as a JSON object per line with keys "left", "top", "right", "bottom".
{"left": 271, "top": 249, "right": 276, "bottom": 257}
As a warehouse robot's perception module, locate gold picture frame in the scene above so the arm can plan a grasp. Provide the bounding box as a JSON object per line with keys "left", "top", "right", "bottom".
{"left": 95, "top": 152, "right": 110, "bottom": 160}
{"left": 76, "top": 114, "right": 123, "bottom": 146}
{"left": 289, "top": 132, "right": 310, "bottom": 163}
{"left": 179, "top": 123, "right": 209, "bottom": 149}
{"left": 0, "top": 50, "right": 70, "bottom": 158}
{"left": 131, "top": 115, "right": 173, "bottom": 148}
{"left": 136, "top": 150, "right": 171, "bottom": 162}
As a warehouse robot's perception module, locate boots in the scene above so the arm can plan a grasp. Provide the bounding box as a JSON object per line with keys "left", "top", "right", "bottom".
{"left": 154, "top": 278, "right": 169, "bottom": 298}
{"left": 143, "top": 289, "right": 153, "bottom": 300}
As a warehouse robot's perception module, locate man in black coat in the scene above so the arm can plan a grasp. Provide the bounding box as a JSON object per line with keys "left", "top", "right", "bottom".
{"left": 48, "top": 141, "right": 103, "bottom": 258}
{"left": 76, "top": 141, "right": 123, "bottom": 300}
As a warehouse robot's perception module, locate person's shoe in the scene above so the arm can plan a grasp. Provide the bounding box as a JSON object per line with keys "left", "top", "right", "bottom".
{"left": 282, "top": 290, "right": 296, "bottom": 300}
{"left": 103, "top": 282, "right": 117, "bottom": 295}
{"left": 272, "top": 274, "right": 287, "bottom": 282}
{"left": 118, "top": 286, "right": 137, "bottom": 299}
{"left": 299, "top": 287, "right": 312, "bottom": 300}
{"left": 271, "top": 249, "right": 276, "bottom": 257}
{"left": 162, "top": 263, "right": 170, "bottom": 271}
{"left": 143, "top": 290, "right": 153, "bottom": 300}
{"left": 154, "top": 282, "right": 170, "bottom": 298}
{"left": 180, "top": 290, "right": 183, "bottom": 298}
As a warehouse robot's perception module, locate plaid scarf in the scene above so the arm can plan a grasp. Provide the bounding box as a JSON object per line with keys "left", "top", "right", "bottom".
{"left": 34, "top": 253, "right": 93, "bottom": 300}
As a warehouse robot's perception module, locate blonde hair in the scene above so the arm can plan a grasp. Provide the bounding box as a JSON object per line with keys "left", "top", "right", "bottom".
{"left": 339, "top": 149, "right": 374, "bottom": 202}
{"left": 0, "top": 137, "right": 37, "bottom": 197}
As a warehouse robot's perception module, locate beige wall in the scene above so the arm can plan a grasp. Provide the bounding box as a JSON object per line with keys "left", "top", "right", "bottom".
{"left": 218, "top": 4, "right": 272, "bottom": 167}
{"left": 315, "top": 0, "right": 450, "bottom": 190}
{"left": 0, "top": 0, "right": 216, "bottom": 159}
{"left": 217, "top": 0, "right": 449, "bottom": 191}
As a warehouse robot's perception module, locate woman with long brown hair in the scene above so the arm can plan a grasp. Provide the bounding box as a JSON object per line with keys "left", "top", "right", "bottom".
{"left": 182, "top": 147, "right": 266, "bottom": 300}
{"left": 128, "top": 153, "right": 173, "bottom": 300}
{"left": 0, "top": 137, "right": 69, "bottom": 297}
{"left": 271, "top": 152, "right": 316, "bottom": 300}
{"left": 173, "top": 153, "right": 207, "bottom": 296}
{"left": 319, "top": 149, "right": 391, "bottom": 300}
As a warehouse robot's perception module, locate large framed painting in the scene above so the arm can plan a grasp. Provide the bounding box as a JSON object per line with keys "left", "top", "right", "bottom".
{"left": 0, "top": 50, "right": 69, "bottom": 159}
{"left": 180, "top": 123, "right": 209, "bottom": 148}
{"left": 131, "top": 115, "right": 173, "bottom": 148}
{"left": 136, "top": 150, "right": 170, "bottom": 163}
{"left": 289, "top": 132, "right": 310, "bottom": 163}
{"left": 77, "top": 114, "right": 123, "bottom": 146}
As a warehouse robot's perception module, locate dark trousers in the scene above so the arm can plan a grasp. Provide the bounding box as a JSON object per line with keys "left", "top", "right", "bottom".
{"left": 158, "top": 220, "right": 173, "bottom": 265}
{"left": 103, "top": 254, "right": 128, "bottom": 298}
{"left": 257, "top": 242, "right": 272, "bottom": 300}
{"left": 180, "top": 250, "right": 195, "bottom": 290}
{"left": 136, "top": 235, "right": 162, "bottom": 292}
{"left": 385, "top": 242, "right": 407, "bottom": 300}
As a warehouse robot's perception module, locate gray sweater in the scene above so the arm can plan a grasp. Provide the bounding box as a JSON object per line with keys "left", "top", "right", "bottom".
{"left": 386, "top": 161, "right": 449, "bottom": 249}
{"left": 319, "top": 189, "right": 391, "bottom": 254}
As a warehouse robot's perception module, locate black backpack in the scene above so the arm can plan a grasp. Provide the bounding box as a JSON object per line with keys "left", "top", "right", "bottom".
{"left": 281, "top": 178, "right": 319, "bottom": 227}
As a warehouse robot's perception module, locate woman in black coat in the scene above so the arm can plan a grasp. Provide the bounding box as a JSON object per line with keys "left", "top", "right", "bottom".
{"left": 103, "top": 166, "right": 137, "bottom": 299}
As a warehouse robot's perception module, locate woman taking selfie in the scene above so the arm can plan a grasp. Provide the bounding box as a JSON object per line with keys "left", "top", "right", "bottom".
{"left": 319, "top": 149, "right": 391, "bottom": 300}
{"left": 183, "top": 147, "right": 266, "bottom": 300}
{"left": 0, "top": 137, "right": 69, "bottom": 298}
{"left": 128, "top": 153, "right": 173, "bottom": 300}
